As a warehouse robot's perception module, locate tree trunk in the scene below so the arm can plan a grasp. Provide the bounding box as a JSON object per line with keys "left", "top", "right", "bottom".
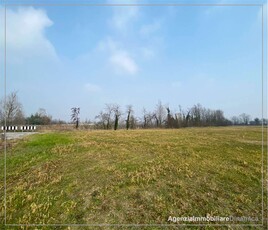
{"left": 114, "top": 115, "right": 119, "bottom": 130}
{"left": 126, "top": 112, "right": 130, "bottom": 130}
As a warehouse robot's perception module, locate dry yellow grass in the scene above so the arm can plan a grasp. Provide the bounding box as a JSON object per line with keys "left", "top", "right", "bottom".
{"left": 0, "top": 126, "right": 267, "bottom": 229}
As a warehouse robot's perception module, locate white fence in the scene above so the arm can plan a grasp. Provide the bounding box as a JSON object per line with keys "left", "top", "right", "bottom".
{"left": 1, "top": 126, "right": 37, "bottom": 132}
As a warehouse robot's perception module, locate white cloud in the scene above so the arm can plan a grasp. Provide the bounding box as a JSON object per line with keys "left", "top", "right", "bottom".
{"left": 98, "top": 38, "right": 138, "bottom": 75}
{"left": 110, "top": 51, "right": 138, "bottom": 75}
{"left": 85, "top": 83, "right": 101, "bottom": 93}
{"left": 0, "top": 6, "right": 58, "bottom": 62}
{"left": 107, "top": 0, "right": 139, "bottom": 33}
{"left": 112, "top": 7, "right": 138, "bottom": 31}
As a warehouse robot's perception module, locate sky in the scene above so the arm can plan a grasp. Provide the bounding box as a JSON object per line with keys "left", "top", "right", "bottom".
{"left": 0, "top": 0, "right": 266, "bottom": 121}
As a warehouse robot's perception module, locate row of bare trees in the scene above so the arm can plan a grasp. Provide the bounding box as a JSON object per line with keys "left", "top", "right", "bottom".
{"left": 93, "top": 102, "right": 268, "bottom": 130}
{"left": 140, "top": 102, "right": 230, "bottom": 128}
{"left": 1, "top": 91, "right": 266, "bottom": 129}
{"left": 94, "top": 102, "right": 234, "bottom": 130}
{"left": 164, "top": 104, "right": 230, "bottom": 128}
{"left": 95, "top": 104, "right": 136, "bottom": 130}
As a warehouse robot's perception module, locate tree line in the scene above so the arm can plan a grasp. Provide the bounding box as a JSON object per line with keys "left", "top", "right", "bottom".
{"left": 93, "top": 101, "right": 267, "bottom": 130}
{"left": 0, "top": 91, "right": 267, "bottom": 129}
{"left": 0, "top": 91, "right": 55, "bottom": 126}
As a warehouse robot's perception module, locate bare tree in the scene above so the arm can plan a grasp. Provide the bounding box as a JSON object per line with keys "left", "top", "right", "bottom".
{"left": 126, "top": 105, "right": 133, "bottom": 130}
{"left": 176, "top": 105, "right": 185, "bottom": 127}
{"left": 105, "top": 104, "right": 113, "bottom": 129}
{"left": 154, "top": 100, "right": 166, "bottom": 128}
{"left": 142, "top": 108, "right": 155, "bottom": 128}
{"left": 95, "top": 104, "right": 120, "bottom": 130}
{"left": 71, "top": 107, "right": 80, "bottom": 129}
{"left": 129, "top": 115, "right": 137, "bottom": 129}
{"left": 239, "top": 113, "right": 251, "bottom": 125}
{"left": 185, "top": 109, "right": 191, "bottom": 127}
{"left": 214, "top": 110, "right": 226, "bottom": 125}
{"left": 36, "top": 108, "right": 52, "bottom": 125}
{"left": 166, "top": 107, "right": 176, "bottom": 128}
{"left": 112, "top": 104, "right": 121, "bottom": 130}
{"left": 142, "top": 108, "right": 148, "bottom": 128}
{"left": 191, "top": 104, "right": 202, "bottom": 126}
{"left": 0, "top": 91, "right": 24, "bottom": 125}
{"left": 95, "top": 111, "right": 109, "bottom": 129}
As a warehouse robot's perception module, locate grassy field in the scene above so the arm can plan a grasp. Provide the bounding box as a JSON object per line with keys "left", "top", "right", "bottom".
{"left": 0, "top": 126, "right": 267, "bottom": 229}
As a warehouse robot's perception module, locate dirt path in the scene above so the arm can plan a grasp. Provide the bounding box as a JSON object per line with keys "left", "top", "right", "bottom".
{"left": 1, "top": 132, "right": 38, "bottom": 140}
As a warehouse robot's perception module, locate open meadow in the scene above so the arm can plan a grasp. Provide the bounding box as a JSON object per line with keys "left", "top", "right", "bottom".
{"left": 0, "top": 126, "right": 267, "bottom": 229}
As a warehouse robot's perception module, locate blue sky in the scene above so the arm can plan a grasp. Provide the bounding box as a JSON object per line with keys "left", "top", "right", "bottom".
{"left": 0, "top": 1, "right": 265, "bottom": 121}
